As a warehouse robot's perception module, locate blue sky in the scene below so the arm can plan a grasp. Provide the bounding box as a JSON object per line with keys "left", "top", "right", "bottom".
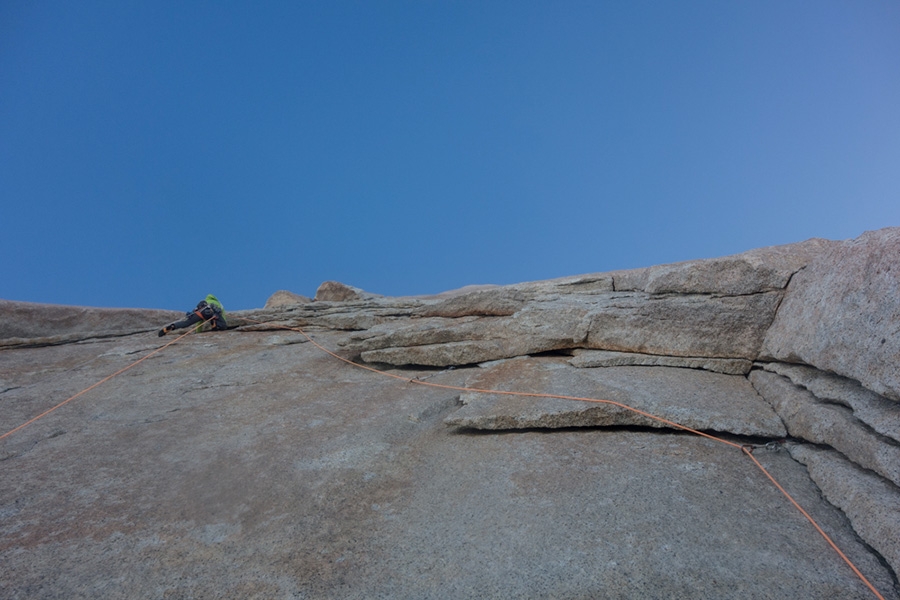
{"left": 2, "top": 1, "right": 899, "bottom": 311}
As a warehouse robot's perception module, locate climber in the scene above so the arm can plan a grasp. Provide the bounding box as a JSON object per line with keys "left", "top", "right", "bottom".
{"left": 158, "top": 295, "right": 227, "bottom": 336}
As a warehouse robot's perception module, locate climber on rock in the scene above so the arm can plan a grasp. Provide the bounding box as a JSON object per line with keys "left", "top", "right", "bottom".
{"left": 158, "top": 295, "right": 227, "bottom": 336}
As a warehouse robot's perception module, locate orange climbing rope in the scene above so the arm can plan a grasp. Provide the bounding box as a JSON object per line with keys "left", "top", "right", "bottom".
{"left": 243, "top": 317, "right": 888, "bottom": 600}
{"left": 741, "top": 447, "right": 885, "bottom": 599}
{"left": 0, "top": 323, "right": 205, "bottom": 442}
{"left": 0, "top": 314, "right": 888, "bottom": 599}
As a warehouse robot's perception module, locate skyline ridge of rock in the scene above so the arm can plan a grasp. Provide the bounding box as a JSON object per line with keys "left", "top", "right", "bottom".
{"left": 1, "top": 227, "right": 898, "bottom": 598}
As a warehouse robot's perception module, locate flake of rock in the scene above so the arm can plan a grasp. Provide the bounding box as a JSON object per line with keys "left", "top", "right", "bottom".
{"left": 314, "top": 280, "right": 381, "bottom": 302}
{"left": 750, "top": 370, "right": 900, "bottom": 488}
{"left": 569, "top": 349, "right": 752, "bottom": 375}
{"left": 610, "top": 237, "right": 834, "bottom": 294}
{"left": 788, "top": 442, "right": 900, "bottom": 580}
{"left": 581, "top": 291, "right": 782, "bottom": 359}
{"left": 511, "top": 273, "right": 616, "bottom": 295}
{"left": 363, "top": 340, "right": 520, "bottom": 367}
{"left": 264, "top": 335, "right": 307, "bottom": 346}
{"left": 418, "top": 283, "right": 502, "bottom": 298}
{"left": 264, "top": 290, "right": 312, "bottom": 308}
{"left": 445, "top": 356, "right": 787, "bottom": 437}
{"left": 356, "top": 291, "right": 780, "bottom": 367}
{"left": 356, "top": 301, "right": 592, "bottom": 366}
{"left": 0, "top": 300, "right": 183, "bottom": 348}
{"left": 760, "top": 362, "right": 900, "bottom": 444}
{"left": 415, "top": 287, "right": 527, "bottom": 318}
{"left": 234, "top": 297, "right": 426, "bottom": 333}
{"left": 762, "top": 227, "right": 900, "bottom": 402}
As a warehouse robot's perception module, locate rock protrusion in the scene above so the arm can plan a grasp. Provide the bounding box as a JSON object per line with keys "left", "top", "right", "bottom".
{"left": 570, "top": 349, "right": 752, "bottom": 375}
{"left": 760, "top": 362, "right": 900, "bottom": 444}
{"left": 750, "top": 370, "right": 900, "bottom": 488}
{"left": 264, "top": 290, "right": 312, "bottom": 308}
{"left": 314, "top": 281, "right": 379, "bottom": 302}
{"left": 788, "top": 443, "right": 900, "bottom": 583}
{"left": 762, "top": 227, "right": 900, "bottom": 402}
{"left": 611, "top": 237, "right": 836, "bottom": 294}
{"left": 0, "top": 300, "right": 182, "bottom": 347}
{"left": 445, "top": 356, "right": 787, "bottom": 437}
{"left": 348, "top": 236, "right": 833, "bottom": 368}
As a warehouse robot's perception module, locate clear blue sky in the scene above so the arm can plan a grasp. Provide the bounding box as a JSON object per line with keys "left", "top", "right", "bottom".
{"left": 2, "top": 2, "right": 899, "bottom": 310}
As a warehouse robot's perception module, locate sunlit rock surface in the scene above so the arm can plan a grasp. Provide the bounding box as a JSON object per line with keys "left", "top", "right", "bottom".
{"left": 1, "top": 228, "right": 898, "bottom": 599}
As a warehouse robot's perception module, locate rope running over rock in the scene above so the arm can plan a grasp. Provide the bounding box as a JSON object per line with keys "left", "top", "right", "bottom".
{"left": 244, "top": 317, "right": 888, "bottom": 600}
{"left": 0, "top": 316, "right": 888, "bottom": 600}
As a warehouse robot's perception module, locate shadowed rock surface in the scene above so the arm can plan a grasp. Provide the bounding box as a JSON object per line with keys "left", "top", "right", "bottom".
{"left": 569, "top": 349, "right": 753, "bottom": 375}
{"left": 750, "top": 370, "right": 900, "bottom": 487}
{"left": 1, "top": 228, "right": 898, "bottom": 599}
{"left": 761, "top": 361, "right": 900, "bottom": 443}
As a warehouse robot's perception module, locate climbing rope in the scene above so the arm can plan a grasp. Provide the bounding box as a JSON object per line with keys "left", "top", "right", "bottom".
{"left": 0, "top": 314, "right": 888, "bottom": 599}
{"left": 0, "top": 322, "right": 207, "bottom": 442}
{"left": 242, "top": 317, "right": 888, "bottom": 600}
{"left": 741, "top": 445, "right": 883, "bottom": 597}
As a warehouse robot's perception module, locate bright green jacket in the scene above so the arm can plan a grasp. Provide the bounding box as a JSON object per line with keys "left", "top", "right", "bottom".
{"left": 193, "top": 294, "right": 226, "bottom": 332}
{"left": 205, "top": 294, "right": 226, "bottom": 320}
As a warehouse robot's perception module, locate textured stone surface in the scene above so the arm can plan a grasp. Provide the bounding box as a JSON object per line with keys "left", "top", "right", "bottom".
{"left": 762, "top": 227, "right": 900, "bottom": 402}
{"left": 345, "top": 236, "right": 834, "bottom": 368}
{"left": 2, "top": 230, "right": 899, "bottom": 598}
{"left": 446, "top": 356, "right": 786, "bottom": 437}
{"left": 264, "top": 289, "right": 312, "bottom": 308}
{"left": 0, "top": 327, "right": 894, "bottom": 599}
{"left": 761, "top": 362, "right": 900, "bottom": 444}
{"left": 238, "top": 296, "right": 425, "bottom": 333}
{"left": 355, "top": 300, "right": 592, "bottom": 366}
{"left": 570, "top": 349, "right": 752, "bottom": 375}
{"left": 314, "top": 280, "right": 379, "bottom": 302}
{"left": 789, "top": 443, "right": 900, "bottom": 585}
{"left": 611, "top": 237, "right": 835, "bottom": 294}
{"left": 750, "top": 370, "right": 900, "bottom": 488}
{"left": 0, "top": 299, "right": 182, "bottom": 347}
{"left": 415, "top": 286, "right": 527, "bottom": 317}
{"left": 352, "top": 291, "right": 782, "bottom": 366}
{"left": 580, "top": 291, "right": 782, "bottom": 359}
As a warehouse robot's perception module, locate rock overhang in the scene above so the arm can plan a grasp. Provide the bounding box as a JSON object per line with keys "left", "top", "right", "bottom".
{"left": 2, "top": 228, "right": 899, "bottom": 598}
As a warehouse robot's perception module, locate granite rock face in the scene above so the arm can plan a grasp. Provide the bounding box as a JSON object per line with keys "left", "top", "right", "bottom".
{"left": 760, "top": 362, "right": 900, "bottom": 444}
{"left": 349, "top": 286, "right": 783, "bottom": 367}
{"left": 314, "top": 280, "right": 380, "bottom": 302}
{"left": 569, "top": 349, "right": 753, "bottom": 375}
{"left": 750, "top": 370, "right": 900, "bottom": 488}
{"left": 2, "top": 327, "right": 895, "bottom": 600}
{"left": 265, "top": 289, "right": 312, "bottom": 308}
{"left": 762, "top": 227, "right": 900, "bottom": 402}
{"left": 446, "top": 356, "right": 786, "bottom": 437}
{"left": 0, "top": 300, "right": 182, "bottom": 347}
{"left": 2, "top": 228, "right": 899, "bottom": 599}
{"left": 788, "top": 443, "right": 900, "bottom": 584}
{"left": 609, "top": 237, "right": 835, "bottom": 294}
